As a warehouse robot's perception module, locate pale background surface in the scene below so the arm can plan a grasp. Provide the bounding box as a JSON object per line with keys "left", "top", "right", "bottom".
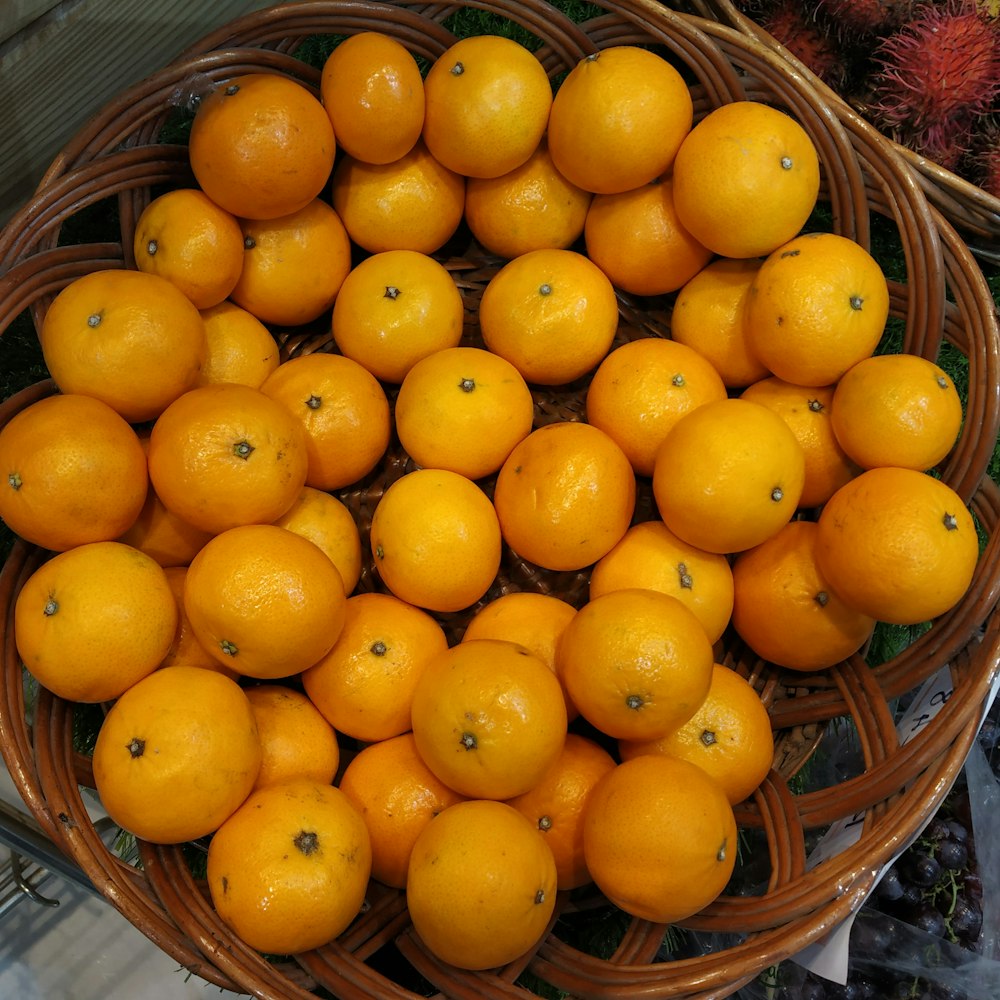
{"left": 0, "top": 0, "right": 275, "bottom": 226}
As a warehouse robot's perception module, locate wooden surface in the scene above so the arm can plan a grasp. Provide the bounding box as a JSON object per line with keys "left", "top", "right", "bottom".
{"left": 0, "top": 0, "right": 274, "bottom": 227}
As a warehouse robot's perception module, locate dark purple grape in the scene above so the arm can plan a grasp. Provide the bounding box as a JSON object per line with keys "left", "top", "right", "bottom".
{"left": 800, "top": 980, "right": 828, "bottom": 1000}
{"left": 900, "top": 880, "right": 924, "bottom": 907}
{"left": 851, "top": 975, "right": 878, "bottom": 999}
{"left": 936, "top": 838, "right": 968, "bottom": 871}
{"left": 826, "top": 983, "right": 861, "bottom": 1000}
{"left": 949, "top": 896, "right": 982, "bottom": 940}
{"left": 944, "top": 819, "right": 969, "bottom": 845}
{"left": 906, "top": 852, "right": 943, "bottom": 887}
{"left": 912, "top": 904, "right": 947, "bottom": 938}
{"left": 877, "top": 868, "right": 905, "bottom": 902}
{"left": 926, "top": 817, "right": 951, "bottom": 842}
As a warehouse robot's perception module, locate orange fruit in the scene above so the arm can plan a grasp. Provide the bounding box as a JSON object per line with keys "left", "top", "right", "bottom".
{"left": 409, "top": 638, "right": 568, "bottom": 799}
{"left": 547, "top": 46, "right": 693, "bottom": 195}
{"left": 743, "top": 232, "right": 891, "bottom": 387}
{"left": 301, "top": 591, "right": 448, "bottom": 743}
{"left": 272, "top": 486, "right": 363, "bottom": 595}
{"left": 331, "top": 139, "right": 465, "bottom": 254}
{"left": 652, "top": 397, "right": 806, "bottom": 554}
{"left": 422, "top": 34, "right": 552, "bottom": 179}
{"left": 830, "top": 353, "right": 965, "bottom": 472}
{"left": 582, "top": 754, "right": 737, "bottom": 923}
{"left": 394, "top": 346, "right": 534, "bottom": 480}
{"left": 556, "top": 587, "right": 714, "bottom": 742}
{"left": 229, "top": 198, "right": 353, "bottom": 327}
{"left": 461, "top": 591, "right": 579, "bottom": 719}
{"left": 619, "top": 664, "right": 775, "bottom": 806}
{"left": 207, "top": 779, "right": 371, "bottom": 954}
{"left": 672, "top": 100, "right": 821, "bottom": 259}
{"left": 669, "top": 257, "right": 771, "bottom": 389}
{"left": 478, "top": 247, "right": 619, "bottom": 386}
{"left": 815, "top": 467, "right": 980, "bottom": 625}
{"left": 39, "top": 268, "right": 206, "bottom": 423}
{"left": 463, "top": 138, "right": 592, "bottom": 258}
{"left": 584, "top": 178, "right": 713, "bottom": 297}
{"left": 184, "top": 523, "right": 347, "bottom": 679}
{"left": 244, "top": 684, "right": 340, "bottom": 791}
{"left": 589, "top": 519, "right": 734, "bottom": 646}
{"left": 188, "top": 72, "right": 335, "bottom": 221}
{"left": 740, "top": 377, "right": 860, "bottom": 509}
{"left": 507, "top": 733, "right": 617, "bottom": 890}
{"left": 260, "top": 352, "right": 391, "bottom": 490}
{"left": 196, "top": 301, "right": 280, "bottom": 389}
{"left": 369, "top": 468, "right": 502, "bottom": 613}
{"left": 132, "top": 188, "right": 245, "bottom": 309}
{"left": 406, "top": 799, "right": 558, "bottom": 970}
{"left": 147, "top": 382, "right": 309, "bottom": 535}
{"left": 0, "top": 393, "right": 147, "bottom": 552}
{"left": 330, "top": 249, "right": 465, "bottom": 384}
{"left": 320, "top": 31, "right": 425, "bottom": 165}
{"left": 731, "top": 519, "right": 876, "bottom": 672}
{"left": 158, "top": 565, "right": 235, "bottom": 675}
{"left": 117, "top": 481, "right": 214, "bottom": 569}
{"left": 14, "top": 540, "right": 178, "bottom": 703}
{"left": 585, "top": 337, "right": 728, "bottom": 477}
{"left": 92, "top": 665, "right": 261, "bottom": 843}
{"left": 338, "top": 731, "right": 466, "bottom": 889}
{"left": 493, "top": 421, "right": 636, "bottom": 572}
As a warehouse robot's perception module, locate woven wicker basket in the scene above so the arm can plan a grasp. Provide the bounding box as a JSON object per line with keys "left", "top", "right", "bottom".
{"left": 685, "top": 0, "right": 1000, "bottom": 265}
{"left": 2, "top": 2, "right": 1000, "bottom": 998}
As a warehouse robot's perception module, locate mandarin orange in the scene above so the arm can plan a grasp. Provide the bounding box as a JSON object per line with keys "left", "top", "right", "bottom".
{"left": 493, "top": 421, "right": 636, "bottom": 572}
{"left": 14, "top": 540, "right": 178, "bottom": 704}
{"left": 369, "top": 468, "right": 502, "bottom": 613}
{"left": 583, "top": 754, "right": 737, "bottom": 923}
{"left": 207, "top": 780, "right": 371, "bottom": 954}
{"left": 189, "top": 72, "right": 335, "bottom": 221}
{"left": 184, "top": 523, "right": 346, "bottom": 679}
{"left": 406, "top": 799, "right": 558, "bottom": 970}
{"left": 422, "top": 34, "right": 552, "bottom": 179}
{"left": 652, "top": 397, "right": 805, "bottom": 554}
{"left": 547, "top": 45, "right": 693, "bottom": 195}
{"left": 301, "top": 590, "right": 449, "bottom": 743}
{"left": 409, "top": 638, "right": 568, "bottom": 800}
{"left": 320, "top": 31, "right": 425, "bottom": 165}
{"left": 672, "top": 100, "right": 820, "bottom": 259}
{"left": 260, "top": 352, "right": 391, "bottom": 491}
{"left": 0, "top": 393, "right": 148, "bottom": 552}
{"left": 815, "top": 467, "right": 980, "bottom": 625}
{"left": 338, "top": 731, "right": 467, "bottom": 889}
{"left": 583, "top": 178, "right": 713, "bottom": 297}
{"left": 556, "top": 587, "right": 714, "bottom": 742}
{"left": 92, "top": 666, "right": 261, "bottom": 843}
{"left": 394, "top": 346, "right": 534, "bottom": 480}
{"left": 39, "top": 268, "right": 206, "bottom": 423}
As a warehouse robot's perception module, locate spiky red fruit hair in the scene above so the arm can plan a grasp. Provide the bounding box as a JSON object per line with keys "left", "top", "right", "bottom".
{"left": 817, "top": 0, "right": 915, "bottom": 39}
{"left": 868, "top": 1, "right": 1000, "bottom": 136}
{"left": 760, "top": 0, "right": 849, "bottom": 90}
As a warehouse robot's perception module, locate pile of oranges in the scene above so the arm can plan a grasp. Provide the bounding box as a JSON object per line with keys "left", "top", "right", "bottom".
{"left": 0, "top": 26, "right": 982, "bottom": 975}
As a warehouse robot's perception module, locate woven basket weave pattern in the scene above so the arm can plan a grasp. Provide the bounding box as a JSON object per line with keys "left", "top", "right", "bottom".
{"left": 1, "top": 2, "right": 999, "bottom": 998}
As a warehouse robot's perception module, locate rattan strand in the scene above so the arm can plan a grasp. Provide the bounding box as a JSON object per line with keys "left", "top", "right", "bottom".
{"left": 0, "top": 2, "right": 999, "bottom": 998}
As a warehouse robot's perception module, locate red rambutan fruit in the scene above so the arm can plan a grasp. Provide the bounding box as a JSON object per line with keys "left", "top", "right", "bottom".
{"left": 759, "top": 0, "right": 851, "bottom": 90}
{"left": 867, "top": 1, "right": 1000, "bottom": 137}
{"left": 816, "top": 0, "right": 915, "bottom": 40}
{"left": 969, "top": 120, "right": 1000, "bottom": 199}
